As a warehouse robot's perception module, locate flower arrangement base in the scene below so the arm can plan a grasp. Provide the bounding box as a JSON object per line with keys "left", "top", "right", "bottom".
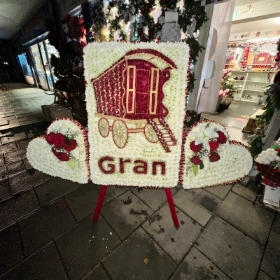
{"left": 92, "top": 186, "right": 180, "bottom": 228}
{"left": 182, "top": 121, "right": 253, "bottom": 189}
{"left": 255, "top": 162, "right": 280, "bottom": 185}
{"left": 27, "top": 118, "right": 90, "bottom": 184}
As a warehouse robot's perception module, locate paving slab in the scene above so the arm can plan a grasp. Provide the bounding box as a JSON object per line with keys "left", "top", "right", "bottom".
{"left": 196, "top": 216, "right": 263, "bottom": 280}
{"left": 103, "top": 227, "right": 176, "bottom": 280}
{"left": 0, "top": 143, "right": 17, "bottom": 155}
{"left": 0, "top": 155, "right": 4, "bottom": 167}
{"left": 5, "top": 160, "right": 25, "bottom": 175}
{"left": 16, "top": 139, "right": 30, "bottom": 149}
{"left": 0, "top": 242, "right": 68, "bottom": 280}
{"left": 65, "top": 183, "right": 114, "bottom": 221}
{"left": 101, "top": 191, "right": 152, "bottom": 240}
{"left": 194, "top": 190, "right": 222, "bottom": 213}
{"left": 20, "top": 119, "right": 42, "bottom": 126}
{"left": 35, "top": 177, "right": 80, "bottom": 206}
{"left": 0, "top": 177, "right": 10, "bottom": 203}
{"left": 0, "top": 189, "right": 39, "bottom": 230}
{"left": 0, "top": 120, "right": 9, "bottom": 126}
{"left": 272, "top": 212, "right": 280, "bottom": 235}
{"left": 4, "top": 148, "right": 26, "bottom": 163}
{"left": 174, "top": 189, "right": 212, "bottom": 227}
{"left": 170, "top": 247, "right": 230, "bottom": 280}
{"left": 260, "top": 230, "right": 280, "bottom": 279}
{"left": 107, "top": 186, "right": 130, "bottom": 198}
{"left": 19, "top": 198, "right": 76, "bottom": 256}
{"left": 239, "top": 176, "right": 251, "bottom": 186}
{"left": 216, "top": 191, "right": 274, "bottom": 244}
{"left": 82, "top": 263, "right": 110, "bottom": 280}
{"left": 1, "top": 132, "right": 26, "bottom": 144}
{"left": 0, "top": 224, "right": 24, "bottom": 275}
{"left": 10, "top": 170, "right": 51, "bottom": 195}
{"left": 0, "top": 123, "right": 21, "bottom": 131}
{"left": 23, "top": 158, "right": 33, "bottom": 170}
{"left": 131, "top": 187, "right": 177, "bottom": 210}
{"left": 232, "top": 183, "right": 260, "bottom": 202}
{"left": 204, "top": 184, "right": 232, "bottom": 200}
{"left": 143, "top": 204, "right": 202, "bottom": 263}
{"left": 257, "top": 270, "right": 274, "bottom": 280}
{"left": 56, "top": 215, "right": 120, "bottom": 280}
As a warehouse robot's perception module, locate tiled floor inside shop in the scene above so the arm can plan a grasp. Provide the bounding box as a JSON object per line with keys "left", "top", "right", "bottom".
{"left": 0, "top": 84, "right": 279, "bottom": 280}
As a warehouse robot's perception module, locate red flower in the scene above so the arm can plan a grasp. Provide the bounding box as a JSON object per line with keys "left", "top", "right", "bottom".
{"left": 52, "top": 133, "right": 65, "bottom": 148}
{"left": 190, "top": 141, "right": 202, "bottom": 153}
{"left": 190, "top": 156, "right": 202, "bottom": 165}
{"left": 46, "top": 132, "right": 55, "bottom": 145}
{"left": 52, "top": 148, "right": 69, "bottom": 161}
{"left": 56, "top": 152, "right": 70, "bottom": 161}
{"left": 209, "top": 140, "right": 219, "bottom": 151}
{"left": 217, "top": 131, "right": 227, "bottom": 144}
{"left": 52, "top": 147, "right": 58, "bottom": 156}
{"left": 64, "top": 139, "right": 77, "bottom": 151}
{"left": 209, "top": 151, "right": 220, "bottom": 162}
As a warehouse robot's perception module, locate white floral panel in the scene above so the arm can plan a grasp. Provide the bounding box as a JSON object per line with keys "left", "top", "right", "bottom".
{"left": 84, "top": 42, "right": 189, "bottom": 188}
{"left": 182, "top": 122, "right": 253, "bottom": 189}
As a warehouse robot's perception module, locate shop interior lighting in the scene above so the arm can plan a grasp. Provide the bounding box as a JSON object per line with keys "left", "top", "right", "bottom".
{"left": 247, "top": 37, "right": 280, "bottom": 42}
{"left": 270, "top": 1, "right": 280, "bottom": 7}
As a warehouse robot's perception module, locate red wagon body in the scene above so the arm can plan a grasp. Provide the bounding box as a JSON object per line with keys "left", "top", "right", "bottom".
{"left": 91, "top": 49, "right": 178, "bottom": 152}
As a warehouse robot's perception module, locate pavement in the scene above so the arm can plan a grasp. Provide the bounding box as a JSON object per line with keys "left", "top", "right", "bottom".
{"left": 0, "top": 83, "right": 279, "bottom": 280}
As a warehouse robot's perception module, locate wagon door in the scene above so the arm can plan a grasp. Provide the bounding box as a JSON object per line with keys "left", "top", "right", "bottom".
{"left": 135, "top": 69, "right": 150, "bottom": 116}
{"left": 149, "top": 68, "right": 159, "bottom": 115}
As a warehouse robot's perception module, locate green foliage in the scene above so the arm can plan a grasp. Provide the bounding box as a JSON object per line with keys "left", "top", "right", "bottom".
{"left": 258, "top": 82, "right": 280, "bottom": 124}
{"left": 179, "top": 1, "right": 208, "bottom": 33}
{"left": 188, "top": 72, "right": 196, "bottom": 92}
{"left": 159, "top": 0, "right": 178, "bottom": 10}
{"left": 184, "top": 36, "right": 205, "bottom": 64}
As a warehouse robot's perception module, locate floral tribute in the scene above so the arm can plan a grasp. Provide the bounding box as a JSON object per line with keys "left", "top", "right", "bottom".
{"left": 27, "top": 118, "right": 90, "bottom": 184}
{"left": 84, "top": 42, "right": 189, "bottom": 188}
{"left": 182, "top": 121, "right": 253, "bottom": 189}
{"left": 255, "top": 140, "right": 280, "bottom": 187}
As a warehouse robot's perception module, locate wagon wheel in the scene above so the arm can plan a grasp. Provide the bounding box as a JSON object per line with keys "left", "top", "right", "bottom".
{"left": 98, "top": 118, "right": 110, "bottom": 137}
{"left": 112, "top": 120, "right": 128, "bottom": 148}
{"left": 144, "top": 123, "right": 159, "bottom": 143}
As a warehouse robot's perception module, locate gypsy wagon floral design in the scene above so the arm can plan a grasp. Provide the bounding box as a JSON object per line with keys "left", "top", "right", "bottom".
{"left": 90, "top": 49, "right": 177, "bottom": 152}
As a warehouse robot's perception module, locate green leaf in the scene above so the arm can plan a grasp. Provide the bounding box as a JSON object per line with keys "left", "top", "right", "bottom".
{"left": 205, "top": 123, "right": 210, "bottom": 129}
{"left": 192, "top": 164, "right": 198, "bottom": 176}
{"left": 200, "top": 161, "right": 204, "bottom": 169}
{"left": 68, "top": 158, "right": 75, "bottom": 169}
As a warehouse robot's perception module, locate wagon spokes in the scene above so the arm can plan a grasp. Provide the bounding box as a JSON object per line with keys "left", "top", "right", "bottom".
{"left": 98, "top": 118, "right": 110, "bottom": 138}
{"left": 144, "top": 123, "right": 159, "bottom": 143}
{"left": 112, "top": 120, "right": 128, "bottom": 149}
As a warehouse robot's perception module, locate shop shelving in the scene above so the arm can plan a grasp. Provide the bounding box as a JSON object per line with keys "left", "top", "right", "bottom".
{"left": 229, "top": 70, "right": 275, "bottom": 103}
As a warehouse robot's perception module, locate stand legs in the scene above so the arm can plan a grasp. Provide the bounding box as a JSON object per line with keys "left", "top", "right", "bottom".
{"left": 92, "top": 185, "right": 108, "bottom": 222}
{"left": 165, "top": 188, "right": 180, "bottom": 228}
{"left": 92, "top": 186, "right": 180, "bottom": 228}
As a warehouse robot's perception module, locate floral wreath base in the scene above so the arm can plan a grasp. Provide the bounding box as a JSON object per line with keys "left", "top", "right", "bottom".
{"left": 84, "top": 42, "right": 189, "bottom": 188}
{"left": 27, "top": 118, "right": 90, "bottom": 184}
{"left": 182, "top": 121, "right": 253, "bottom": 189}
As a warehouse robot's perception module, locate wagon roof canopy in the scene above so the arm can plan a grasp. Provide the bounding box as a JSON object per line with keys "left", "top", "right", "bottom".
{"left": 91, "top": 48, "right": 177, "bottom": 83}
{"left": 125, "top": 49, "right": 177, "bottom": 70}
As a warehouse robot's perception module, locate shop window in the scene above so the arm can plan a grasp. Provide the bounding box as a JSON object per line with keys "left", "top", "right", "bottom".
{"left": 17, "top": 53, "right": 32, "bottom": 76}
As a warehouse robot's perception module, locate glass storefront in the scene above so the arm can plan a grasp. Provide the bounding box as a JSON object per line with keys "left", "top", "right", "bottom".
{"left": 27, "top": 39, "right": 59, "bottom": 91}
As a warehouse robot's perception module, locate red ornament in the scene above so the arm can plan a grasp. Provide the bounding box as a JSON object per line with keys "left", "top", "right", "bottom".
{"left": 190, "top": 156, "right": 202, "bottom": 165}
{"left": 209, "top": 151, "right": 220, "bottom": 162}
{"left": 216, "top": 131, "right": 227, "bottom": 144}
{"left": 52, "top": 148, "right": 70, "bottom": 161}
{"left": 190, "top": 141, "right": 202, "bottom": 152}
{"left": 46, "top": 132, "right": 55, "bottom": 145}
{"left": 209, "top": 140, "right": 219, "bottom": 151}
{"left": 64, "top": 139, "right": 77, "bottom": 151}
{"left": 52, "top": 133, "right": 66, "bottom": 148}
